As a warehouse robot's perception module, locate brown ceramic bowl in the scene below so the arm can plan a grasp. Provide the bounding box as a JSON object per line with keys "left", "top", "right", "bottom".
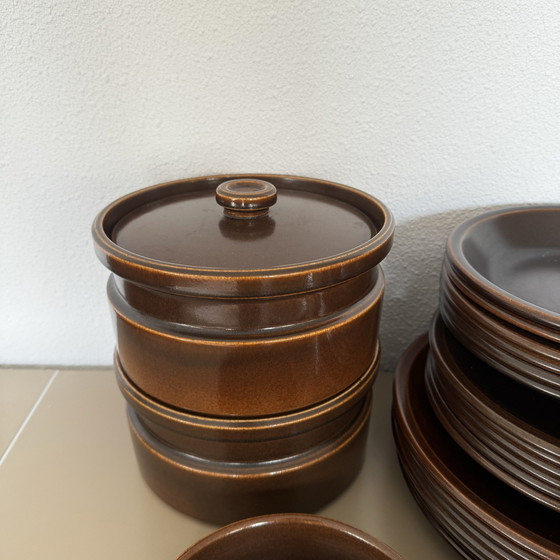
{"left": 115, "top": 343, "right": 379, "bottom": 463}
{"left": 176, "top": 514, "right": 404, "bottom": 560}
{"left": 128, "top": 390, "right": 372, "bottom": 524}
{"left": 109, "top": 267, "right": 385, "bottom": 417}
{"left": 93, "top": 174, "right": 394, "bottom": 416}
{"left": 445, "top": 206, "right": 560, "bottom": 341}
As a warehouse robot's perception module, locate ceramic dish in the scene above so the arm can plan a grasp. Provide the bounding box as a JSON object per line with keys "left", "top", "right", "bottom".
{"left": 427, "top": 316, "right": 560, "bottom": 511}
{"left": 115, "top": 345, "right": 379, "bottom": 463}
{"left": 439, "top": 273, "right": 560, "bottom": 398}
{"left": 393, "top": 334, "right": 560, "bottom": 560}
{"left": 93, "top": 174, "right": 394, "bottom": 416}
{"left": 442, "top": 256, "right": 560, "bottom": 344}
{"left": 429, "top": 316, "right": 560, "bottom": 467}
{"left": 93, "top": 174, "right": 395, "bottom": 296}
{"left": 445, "top": 206, "right": 560, "bottom": 339}
{"left": 108, "top": 266, "right": 385, "bottom": 416}
{"left": 128, "top": 390, "right": 372, "bottom": 524}
{"left": 175, "top": 514, "right": 405, "bottom": 560}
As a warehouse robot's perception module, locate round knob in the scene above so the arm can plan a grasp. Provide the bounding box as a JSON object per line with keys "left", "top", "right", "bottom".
{"left": 216, "top": 179, "right": 277, "bottom": 219}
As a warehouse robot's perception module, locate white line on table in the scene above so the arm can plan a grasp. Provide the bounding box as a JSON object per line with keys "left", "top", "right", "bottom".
{"left": 0, "top": 370, "right": 60, "bottom": 467}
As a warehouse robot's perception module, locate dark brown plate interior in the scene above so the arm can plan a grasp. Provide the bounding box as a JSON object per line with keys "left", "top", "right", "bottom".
{"left": 446, "top": 206, "right": 560, "bottom": 331}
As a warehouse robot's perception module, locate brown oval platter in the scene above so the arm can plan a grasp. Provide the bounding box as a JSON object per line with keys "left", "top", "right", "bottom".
{"left": 444, "top": 206, "right": 560, "bottom": 341}
{"left": 427, "top": 315, "right": 560, "bottom": 511}
{"left": 175, "top": 514, "right": 405, "bottom": 560}
{"left": 393, "top": 334, "right": 560, "bottom": 560}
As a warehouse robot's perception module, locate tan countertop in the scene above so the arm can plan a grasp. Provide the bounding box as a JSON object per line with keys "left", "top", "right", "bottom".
{"left": 0, "top": 368, "right": 461, "bottom": 560}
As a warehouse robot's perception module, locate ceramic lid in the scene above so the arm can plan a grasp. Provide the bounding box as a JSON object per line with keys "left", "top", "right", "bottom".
{"left": 93, "top": 174, "right": 394, "bottom": 296}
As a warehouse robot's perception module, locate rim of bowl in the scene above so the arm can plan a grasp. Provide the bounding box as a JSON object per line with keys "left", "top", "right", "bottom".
{"left": 176, "top": 513, "right": 404, "bottom": 560}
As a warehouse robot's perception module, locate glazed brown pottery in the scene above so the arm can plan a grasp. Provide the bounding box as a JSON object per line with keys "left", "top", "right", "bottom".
{"left": 445, "top": 206, "right": 560, "bottom": 341}
{"left": 393, "top": 334, "right": 560, "bottom": 560}
{"left": 176, "top": 514, "right": 405, "bottom": 560}
{"left": 93, "top": 173, "right": 394, "bottom": 522}
{"left": 93, "top": 174, "right": 394, "bottom": 416}
{"left": 128, "top": 389, "right": 372, "bottom": 524}
{"left": 439, "top": 269, "right": 560, "bottom": 398}
{"left": 427, "top": 315, "right": 560, "bottom": 511}
{"left": 115, "top": 344, "right": 379, "bottom": 463}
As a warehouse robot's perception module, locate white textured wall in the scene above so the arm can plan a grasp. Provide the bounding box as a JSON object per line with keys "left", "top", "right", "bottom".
{"left": 2, "top": 1, "right": 559, "bottom": 370}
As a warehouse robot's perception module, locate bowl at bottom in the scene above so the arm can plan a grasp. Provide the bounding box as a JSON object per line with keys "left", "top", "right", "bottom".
{"left": 128, "top": 389, "right": 372, "bottom": 525}
{"left": 176, "top": 513, "right": 404, "bottom": 560}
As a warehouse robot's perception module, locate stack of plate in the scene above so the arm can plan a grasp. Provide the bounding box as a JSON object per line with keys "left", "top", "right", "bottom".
{"left": 441, "top": 206, "right": 560, "bottom": 398}
{"left": 393, "top": 206, "right": 560, "bottom": 559}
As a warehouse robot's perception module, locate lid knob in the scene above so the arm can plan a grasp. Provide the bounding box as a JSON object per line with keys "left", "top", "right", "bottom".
{"left": 216, "top": 179, "right": 277, "bottom": 219}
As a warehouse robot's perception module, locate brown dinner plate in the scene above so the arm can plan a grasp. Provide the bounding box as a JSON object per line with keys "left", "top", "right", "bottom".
{"left": 393, "top": 334, "right": 560, "bottom": 559}
{"left": 444, "top": 206, "right": 560, "bottom": 339}
{"left": 428, "top": 316, "right": 560, "bottom": 508}
{"left": 439, "top": 272, "right": 560, "bottom": 398}
{"left": 430, "top": 316, "right": 560, "bottom": 461}
{"left": 426, "top": 352, "right": 560, "bottom": 511}
{"left": 443, "top": 256, "right": 560, "bottom": 344}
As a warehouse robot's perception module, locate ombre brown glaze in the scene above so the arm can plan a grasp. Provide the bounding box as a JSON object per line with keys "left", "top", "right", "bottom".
{"left": 115, "top": 346, "right": 378, "bottom": 463}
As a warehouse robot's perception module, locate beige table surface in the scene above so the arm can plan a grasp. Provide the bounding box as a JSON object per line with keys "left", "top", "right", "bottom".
{"left": 0, "top": 367, "right": 462, "bottom": 560}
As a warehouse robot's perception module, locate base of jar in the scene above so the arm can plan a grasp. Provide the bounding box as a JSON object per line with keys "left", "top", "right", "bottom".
{"left": 127, "top": 391, "right": 372, "bottom": 525}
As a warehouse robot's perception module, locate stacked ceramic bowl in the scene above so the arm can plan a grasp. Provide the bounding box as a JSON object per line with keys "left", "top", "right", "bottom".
{"left": 393, "top": 206, "right": 560, "bottom": 559}
{"left": 93, "top": 174, "right": 394, "bottom": 524}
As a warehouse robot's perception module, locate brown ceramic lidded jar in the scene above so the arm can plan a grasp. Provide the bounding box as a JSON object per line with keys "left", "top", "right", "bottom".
{"left": 94, "top": 174, "right": 393, "bottom": 417}
{"left": 93, "top": 173, "right": 394, "bottom": 522}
